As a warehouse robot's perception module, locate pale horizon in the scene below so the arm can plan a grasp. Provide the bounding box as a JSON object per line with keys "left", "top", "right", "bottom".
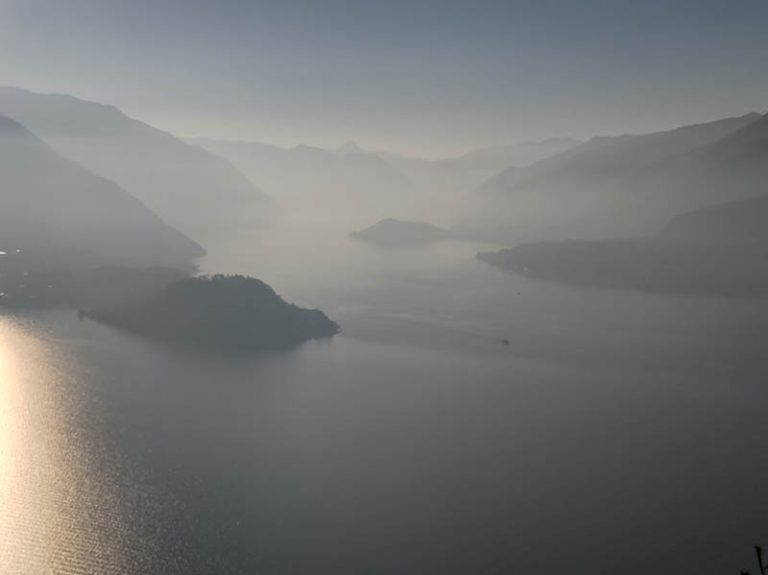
{"left": 2, "top": 0, "right": 766, "bottom": 157}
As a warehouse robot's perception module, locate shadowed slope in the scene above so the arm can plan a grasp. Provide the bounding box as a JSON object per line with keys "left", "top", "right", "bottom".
{"left": 463, "top": 113, "right": 762, "bottom": 241}
{"left": 0, "top": 87, "right": 270, "bottom": 237}
{"left": 0, "top": 115, "right": 202, "bottom": 271}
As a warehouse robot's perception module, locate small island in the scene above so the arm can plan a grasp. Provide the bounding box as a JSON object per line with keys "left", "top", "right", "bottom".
{"left": 350, "top": 218, "right": 449, "bottom": 248}
{"left": 82, "top": 274, "right": 340, "bottom": 350}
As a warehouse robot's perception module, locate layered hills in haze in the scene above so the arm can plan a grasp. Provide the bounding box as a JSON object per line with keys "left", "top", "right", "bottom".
{"left": 626, "top": 112, "right": 768, "bottom": 230}
{"left": 381, "top": 138, "right": 578, "bottom": 193}
{"left": 379, "top": 138, "right": 580, "bottom": 219}
{"left": 463, "top": 112, "right": 763, "bottom": 241}
{"left": 0, "top": 102, "right": 338, "bottom": 350}
{"left": 0, "top": 87, "right": 269, "bottom": 238}
{"left": 191, "top": 138, "right": 417, "bottom": 225}
{"left": 0, "top": 115, "right": 202, "bottom": 272}
{"left": 192, "top": 137, "right": 579, "bottom": 226}
{"left": 433, "top": 139, "right": 580, "bottom": 172}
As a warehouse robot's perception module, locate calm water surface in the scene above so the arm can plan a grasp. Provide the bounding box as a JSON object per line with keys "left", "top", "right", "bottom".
{"left": 2, "top": 219, "right": 768, "bottom": 574}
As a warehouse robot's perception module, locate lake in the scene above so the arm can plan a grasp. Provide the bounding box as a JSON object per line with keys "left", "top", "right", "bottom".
{"left": 2, "top": 218, "right": 768, "bottom": 574}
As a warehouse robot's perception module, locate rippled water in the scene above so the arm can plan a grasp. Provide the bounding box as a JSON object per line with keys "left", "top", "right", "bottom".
{"left": 2, "top": 219, "right": 768, "bottom": 573}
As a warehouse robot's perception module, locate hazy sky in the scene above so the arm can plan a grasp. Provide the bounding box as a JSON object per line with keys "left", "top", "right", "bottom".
{"left": 1, "top": 0, "right": 767, "bottom": 157}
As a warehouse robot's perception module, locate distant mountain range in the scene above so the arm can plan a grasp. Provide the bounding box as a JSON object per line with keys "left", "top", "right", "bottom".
{"left": 193, "top": 138, "right": 410, "bottom": 195}
{"left": 190, "top": 137, "right": 419, "bottom": 224}
{"left": 623, "top": 112, "right": 768, "bottom": 232}
{"left": 0, "top": 87, "right": 269, "bottom": 238}
{"left": 0, "top": 103, "right": 338, "bottom": 346}
{"left": 382, "top": 138, "right": 579, "bottom": 177}
{"left": 193, "top": 137, "right": 578, "bottom": 226}
{"left": 462, "top": 112, "right": 764, "bottom": 241}
{"left": 379, "top": 138, "right": 581, "bottom": 216}
{"left": 0, "top": 115, "right": 202, "bottom": 271}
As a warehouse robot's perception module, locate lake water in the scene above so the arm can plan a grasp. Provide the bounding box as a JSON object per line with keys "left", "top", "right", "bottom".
{"left": 2, "top": 218, "right": 768, "bottom": 574}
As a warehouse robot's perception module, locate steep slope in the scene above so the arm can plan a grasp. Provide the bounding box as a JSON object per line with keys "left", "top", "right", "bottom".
{"left": 0, "top": 87, "right": 269, "bottom": 237}
{"left": 463, "top": 113, "right": 762, "bottom": 240}
{"left": 588, "top": 112, "right": 768, "bottom": 237}
{"left": 0, "top": 115, "right": 202, "bottom": 271}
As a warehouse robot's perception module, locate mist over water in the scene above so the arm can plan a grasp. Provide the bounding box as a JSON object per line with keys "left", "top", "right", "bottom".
{"left": 3, "top": 213, "right": 768, "bottom": 573}
{"left": 2, "top": 2, "right": 768, "bottom": 571}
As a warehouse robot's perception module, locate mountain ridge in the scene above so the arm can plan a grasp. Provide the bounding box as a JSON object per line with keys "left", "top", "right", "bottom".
{"left": 462, "top": 112, "right": 763, "bottom": 241}
{"left": 0, "top": 86, "right": 270, "bottom": 238}
{"left": 0, "top": 114, "right": 202, "bottom": 271}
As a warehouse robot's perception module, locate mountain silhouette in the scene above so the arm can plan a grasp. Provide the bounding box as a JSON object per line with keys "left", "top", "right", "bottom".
{"left": 191, "top": 137, "right": 414, "bottom": 224}
{"left": 463, "top": 113, "right": 762, "bottom": 241}
{"left": 625, "top": 112, "right": 768, "bottom": 223}
{"left": 433, "top": 138, "right": 580, "bottom": 172}
{"left": 0, "top": 115, "right": 202, "bottom": 271}
{"left": 0, "top": 87, "right": 270, "bottom": 238}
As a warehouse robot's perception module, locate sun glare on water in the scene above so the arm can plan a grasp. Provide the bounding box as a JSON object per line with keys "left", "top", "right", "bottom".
{"left": 0, "top": 319, "right": 51, "bottom": 573}
{"left": 0, "top": 316, "right": 130, "bottom": 574}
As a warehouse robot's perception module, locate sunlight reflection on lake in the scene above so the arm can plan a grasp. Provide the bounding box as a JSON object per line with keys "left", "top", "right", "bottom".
{"left": 0, "top": 317, "right": 132, "bottom": 574}
{"left": 1, "top": 219, "right": 768, "bottom": 573}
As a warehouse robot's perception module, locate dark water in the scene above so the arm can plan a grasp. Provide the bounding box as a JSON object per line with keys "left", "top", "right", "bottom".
{"left": 2, "top": 220, "right": 768, "bottom": 574}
